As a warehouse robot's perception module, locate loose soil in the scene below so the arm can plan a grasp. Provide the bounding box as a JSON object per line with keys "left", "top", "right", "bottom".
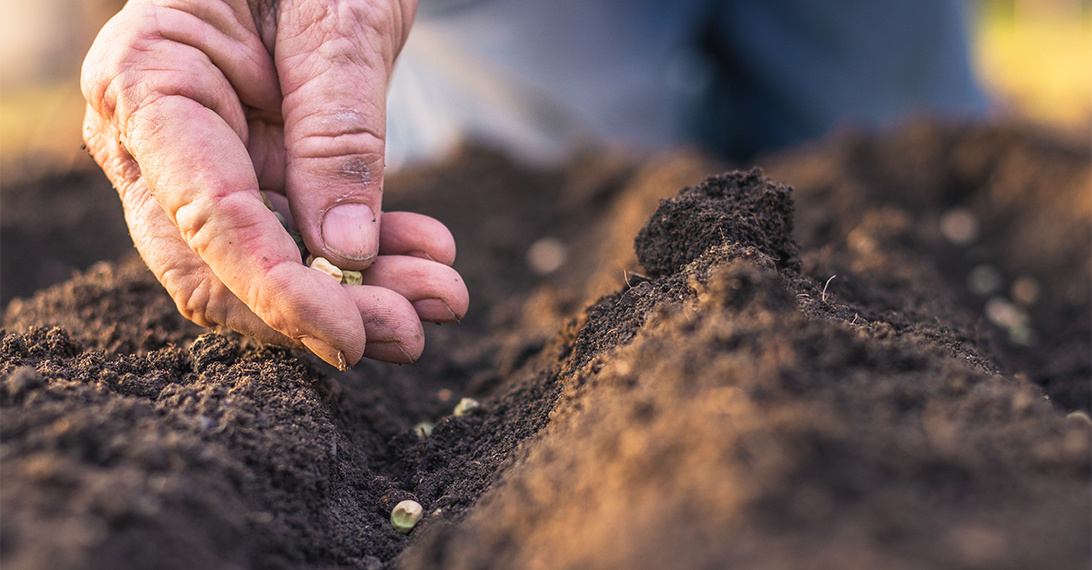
{"left": 1, "top": 120, "right": 1089, "bottom": 569}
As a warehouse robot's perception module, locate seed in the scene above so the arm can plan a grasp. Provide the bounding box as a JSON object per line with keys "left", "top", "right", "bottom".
{"left": 967, "top": 265, "right": 1002, "bottom": 296}
{"left": 309, "top": 256, "right": 343, "bottom": 282}
{"left": 391, "top": 500, "right": 423, "bottom": 534}
{"left": 341, "top": 270, "right": 363, "bottom": 285}
{"left": 453, "top": 397, "right": 480, "bottom": 417}
{"left": 939, "top": 208, "right": 979, "bottom": 245}
{"left": 526, "top": 237, "right": 567, "bottom": 275}
{"left": 412, "top": 421, "right": 434, "bottom": 439}
{"left": 1011, "top": 275, "right": 1040, "bottom": 306}
{"left": 289, "top": 231, "right": 308, "bottom": 259}
{"left": 1066, "top": 411, "right": 1092, "bottom": 427}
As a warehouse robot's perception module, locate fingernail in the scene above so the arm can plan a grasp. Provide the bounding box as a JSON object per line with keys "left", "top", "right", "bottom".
{"left": 301, "top": 336, "right": 348, "bottom": 370}
{"left": 321, "top": 203, "right": 378, "bottom": 262}
{"left": 407, "top": 250, "right": 438, "bottom": 262}
{"left": 395, "top": 343, "right": 416, "bottom": 364}
{"left": 367, "top": 341, "right": 417, "bottom": 364}
{"left": 412, "top": 298, "right": 460, "bottom": 323}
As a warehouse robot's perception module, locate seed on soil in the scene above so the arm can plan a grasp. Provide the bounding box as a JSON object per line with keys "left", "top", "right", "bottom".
{"left": 309, "top": 256, "right": 344, "bottom": 282}
{"left": 526, "top": 237, "right": 568, "bottom": 275}
{"left": 985, "top": 297, "right": 1028, "bottom": 330}
{"left": 940, "top": 208, "right": 979, "bottom": 245}
{"left": 967, "top": 265, "right": 1002, "bottom": 296}
{"left": 1011, "top": 275, "right": 1040, "bottom": 306}
{"left": 453, "top": 397, "right": 480, "bottom": 417}
{"left": 391, "top": 500, "right": 423, "bottom": 534}
{"left": 1066, "top": 411, "right": 1092, "bottom": 427}
{"left": 413, "top": 421, "right": 434, "bottom": 439}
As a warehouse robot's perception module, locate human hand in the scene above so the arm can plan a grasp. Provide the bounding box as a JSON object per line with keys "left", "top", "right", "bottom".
{"left": 81, "top": 0, "right": 468, "bottom": 368}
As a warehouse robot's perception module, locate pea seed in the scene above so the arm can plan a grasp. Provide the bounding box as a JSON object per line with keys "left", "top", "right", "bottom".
{"left": 453, "top": 397, "right": 480, "bottom": 417}
{"left": 391, "top": 500, "right": 423, "bottom": 534}
{"left": 412, "top": 421, "right": 434, "bottom": 439}
{"left": 289, "top": 231, "right": 308, "bottom": 259}
{"left": 309, "top": 256, "right": 344, "bottom": 282}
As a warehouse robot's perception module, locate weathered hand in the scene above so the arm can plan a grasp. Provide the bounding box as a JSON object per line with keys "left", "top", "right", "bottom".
{"left": 81, "top": 0, "right": 467, "bottom": 368}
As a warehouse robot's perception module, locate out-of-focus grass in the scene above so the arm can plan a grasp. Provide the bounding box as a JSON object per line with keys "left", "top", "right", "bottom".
{"left": 973, "top": 0, "right": 1092, "bottom": 130}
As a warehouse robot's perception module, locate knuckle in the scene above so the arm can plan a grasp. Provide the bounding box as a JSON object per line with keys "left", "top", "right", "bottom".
{"left": 85, "top": 4, "right": 239, "bottom": 135}
{"left": 296, "top": 108, "right": 385, "bottom": 146}
{"left": 160, "top": 267, "right": 215, "bottom": 327}
{"left": 173, "top": 197, "right": 217, "bottom": 257}
{"left": 334, "top": 0, "right": 400, "bottom": 39}
{"left": 173, "top": 192, "right": 259, "bottom": 260}
{"left": 292, "top": 126, "right": 386, "bottom": 185}
{"left": 82, "top": 5, "right": 160, "bottom": 118}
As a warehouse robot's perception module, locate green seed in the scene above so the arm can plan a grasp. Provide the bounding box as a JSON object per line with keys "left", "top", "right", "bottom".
{"left": 412, "top": 421, "right": 434, "bottom": 439}
{"left": 260, "top": 191, "right": 310, "bottom": 260}
{"left": 1066, "top": 411, "right": 1092, "bottom": 427}
{"left": 453, "top": 397, "right": 480, "bottom": 417}
{"left": 290, "top": 231, "right": 308, "bottom": 259}
{"left": 391, "top": 500, "right": 423, "bottom": 534}
{"left": 341, "top": 270, "right": 363, "bottom": 285}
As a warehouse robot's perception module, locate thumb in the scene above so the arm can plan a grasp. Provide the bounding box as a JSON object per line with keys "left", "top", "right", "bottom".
{"left": 275, "top": 0, "right": 415, "bottom": 270}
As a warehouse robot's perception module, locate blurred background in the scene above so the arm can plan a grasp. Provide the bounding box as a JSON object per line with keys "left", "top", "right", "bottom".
{"left": 1, "top": 0, "right": 1089, "bottom": 182}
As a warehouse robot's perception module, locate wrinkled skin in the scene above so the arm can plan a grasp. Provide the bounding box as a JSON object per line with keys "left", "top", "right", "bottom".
{"left": 81, "top": 0, "right": 468, "bottom": 368}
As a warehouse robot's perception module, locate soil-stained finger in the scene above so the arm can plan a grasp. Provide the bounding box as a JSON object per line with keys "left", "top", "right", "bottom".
{"left": 345, "top": 285, "right": 426, "bottom": 363}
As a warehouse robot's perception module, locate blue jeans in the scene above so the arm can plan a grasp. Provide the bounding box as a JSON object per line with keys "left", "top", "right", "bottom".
{"left": 386, "top": 0, "right": 988, "bottom": 167}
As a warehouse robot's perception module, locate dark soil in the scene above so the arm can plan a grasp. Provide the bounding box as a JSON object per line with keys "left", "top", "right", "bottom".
{"left": 2, "top": 120, "right": 1089, "bottom": 569}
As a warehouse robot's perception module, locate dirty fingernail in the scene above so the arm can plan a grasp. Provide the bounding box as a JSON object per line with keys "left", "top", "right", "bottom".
{"left": 412, "top": 298, "right": 460, "bottom": 323}
{"left": 321, "top": 203, "right": 378, "bottom": 263}
{"left": 301, "top": 336, "right": 348, "bottom": 370}
{"left": 366, "top": 341, "right": 417, "bottom": 364}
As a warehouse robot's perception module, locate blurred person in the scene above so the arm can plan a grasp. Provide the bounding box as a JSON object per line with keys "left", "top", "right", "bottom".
{"left": 80, "top": 0, "right": 985, "bottom": 368}
{"left": 387, "top": 0, "right": 988, "bottom": 167}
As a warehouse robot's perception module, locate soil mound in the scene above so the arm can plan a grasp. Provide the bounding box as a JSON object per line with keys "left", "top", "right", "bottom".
{"left": 635, "top": 167, "right": 800, "bottom": 277}
{"left": 2, "top": 121, "right": 1089, "bottom": 569}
